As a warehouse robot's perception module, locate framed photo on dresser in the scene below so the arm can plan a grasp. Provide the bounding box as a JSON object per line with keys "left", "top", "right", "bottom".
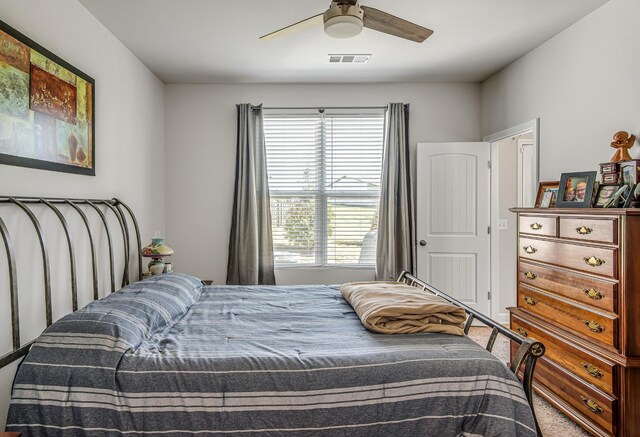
{"left": 624, "top": 183, "right": 640, "bottom": 207}
{"left": 539, "top": 190, "right": 555, "bottom": 208}
{"left": 534, "top": 181, "right": 559, "bottom": 207}
{"left": 620, "top": 160, "right": 640, "bottom": 187}
{"left": 594, "top": 184, "right": 621, "bottom": 207}
{"left": 603, "top": 185, "right": 630, "bottom": 208}
{"left": 556, "top": 171, "right": 597, "bottom": 208}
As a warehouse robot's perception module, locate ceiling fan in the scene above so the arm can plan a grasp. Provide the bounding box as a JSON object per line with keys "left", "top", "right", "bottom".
{"left": 260, "top": 1, "right": 433, "bottom": 43}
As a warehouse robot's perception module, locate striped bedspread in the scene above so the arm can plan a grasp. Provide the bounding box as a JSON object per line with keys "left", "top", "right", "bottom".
{"left": 7, "top": 274, "right": 535, "bottom": 436}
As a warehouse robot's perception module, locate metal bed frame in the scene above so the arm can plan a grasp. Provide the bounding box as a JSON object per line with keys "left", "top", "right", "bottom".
{"left": 0, "top": 196, "right": 142, "bottom": 369}
{"left": 0, "top": 199, "right": 543, "bottom": 434}
{"left": 397, "top": 271, "right": 545, "bottom": 436}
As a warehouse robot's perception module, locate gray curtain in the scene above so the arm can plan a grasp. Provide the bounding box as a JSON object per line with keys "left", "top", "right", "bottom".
{"left": 226, "top": 104, "right": 276, "bottom": 285}
{"left": 376, "top": 103, "right": 415, "bottom": 281}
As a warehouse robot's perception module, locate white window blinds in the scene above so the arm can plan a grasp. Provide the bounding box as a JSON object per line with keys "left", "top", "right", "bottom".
{"left": 264, "top": 109, "right": 385, "bottom": 266}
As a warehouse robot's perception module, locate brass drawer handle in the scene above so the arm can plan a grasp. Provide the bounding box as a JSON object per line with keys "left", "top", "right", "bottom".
{"left": 530, "top": 223, "right": 543, "bottom": 230}
{"left": 583, "top": 320, "right": 605, "bottom": 333}
{"left": 581, "top": 362, "right": 604, "bottom": 378}
{"left": 523, "top": 296, "right": 537, "bottom": 306}
{"left": 523, "top": 271, "right": 537, "bottom": 280}
{"left": 516, "top": 327, "right": 528, "bottom": 337}
{"left": 583, "top": 288, "right": 604, "bottom": 300}
{"left": 576, "top": 226, "right": 593, "bottom": 235}
{"left": 580, "top": 396, "right": 603, "bottom": 414}
{"left": 523, "top": 245, "right": 537, "bottom": 254}
{"left": 583, "top": 256, "right": 605, "bottom": 267}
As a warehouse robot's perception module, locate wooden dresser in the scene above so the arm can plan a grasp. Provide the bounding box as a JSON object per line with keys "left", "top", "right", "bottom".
{"left": 509, "top": 208, "right": 640, "bottom": 437}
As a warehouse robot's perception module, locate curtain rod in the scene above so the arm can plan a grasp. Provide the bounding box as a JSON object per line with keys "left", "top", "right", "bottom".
{"left": 262, "top": 106, "right": 388, "bottom": 111}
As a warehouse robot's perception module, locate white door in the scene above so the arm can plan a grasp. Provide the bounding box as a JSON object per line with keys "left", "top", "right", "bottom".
{"left": 416, "top": 142, "right": 491, "bottom": 315}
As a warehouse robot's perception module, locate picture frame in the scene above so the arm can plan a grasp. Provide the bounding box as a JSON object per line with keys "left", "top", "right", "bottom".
{"left": 594, "top": 184, "right": 621, "bottom": 208}
{"left": 0, "top": 19, "right": 95, "bottom": 176}
{"left": 624, "top": 183, "right": 640, "bottom": 208}
{"left": 604, "top": 185, "right": 630, "bottom": 208}
{"left": 539, "top": 190, "right": 556, "bottom": 208}
{"left": 535, "top": 181, "right": 560, "bottom": 207}
{"left": 556, "top": 171, "right": 597, "bottom": 208}
{"left": 620, "top": 160, "right": 640, "bottom": 188}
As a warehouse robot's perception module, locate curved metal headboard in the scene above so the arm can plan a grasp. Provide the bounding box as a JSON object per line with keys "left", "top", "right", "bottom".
{"left": 0, "top": 196, "right": 142, "bottom": 368}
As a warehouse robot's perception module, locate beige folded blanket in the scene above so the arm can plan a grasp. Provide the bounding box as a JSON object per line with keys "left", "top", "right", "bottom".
{"left": 340, "top": 281, "right": 467, "bottom": 336}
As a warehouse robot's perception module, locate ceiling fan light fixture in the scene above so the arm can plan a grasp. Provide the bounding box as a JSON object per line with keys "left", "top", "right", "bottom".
{"left": 323, "top": 4, "right": 364, "bottom": 39}
{"left": 324, "top": 15, "right": 363, "bottom": 38}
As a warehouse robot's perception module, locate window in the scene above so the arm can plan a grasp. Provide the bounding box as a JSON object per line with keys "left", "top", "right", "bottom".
{"left": 264, "top": 109, "right": 385, "bottom": 267}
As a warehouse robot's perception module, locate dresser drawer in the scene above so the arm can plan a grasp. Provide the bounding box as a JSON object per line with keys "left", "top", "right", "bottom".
{"left": 518, "top": 286, "right": 617, "bottom": 349}
{"left": 519, "top": 215, "right": 557, "bottom": 237}
{"left": 511, "top": 314, "right": 615, "bottom": 395}
{"left": 534, "top": 358, "right": 616, "bottom": 434}
{"left": 559, "top": 216, "right": 618, "bottom": 245}
{"left": 519, "top": 261, "right": 617, "bottom": 313}
{"left": 519, "top": 237, "right": 617, "bottom": 279}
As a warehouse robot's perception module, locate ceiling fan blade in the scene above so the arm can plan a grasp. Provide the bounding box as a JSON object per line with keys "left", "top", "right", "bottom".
{"left": 259, "top": 13, "right": 324, "bottom": 41}
{"left": 361, "top": 6, "right": 433, "bottom": 43}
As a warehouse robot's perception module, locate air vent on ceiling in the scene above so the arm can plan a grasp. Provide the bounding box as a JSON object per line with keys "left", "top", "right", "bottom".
{"left": 328, "top": 54, "right": 371, "bottom": 64}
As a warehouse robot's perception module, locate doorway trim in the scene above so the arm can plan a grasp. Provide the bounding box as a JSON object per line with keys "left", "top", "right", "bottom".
{"left": 483, "top": 118, "right": 540, "bottom": 323}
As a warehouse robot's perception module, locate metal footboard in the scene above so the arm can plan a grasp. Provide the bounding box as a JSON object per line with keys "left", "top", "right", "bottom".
{"left": 397, "top": 271, "right": 545, "bottom": 436}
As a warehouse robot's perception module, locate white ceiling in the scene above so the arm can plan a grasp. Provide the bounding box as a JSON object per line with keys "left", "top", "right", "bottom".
{"left": 79, "top": 0, "right": 608, "bottom": 84}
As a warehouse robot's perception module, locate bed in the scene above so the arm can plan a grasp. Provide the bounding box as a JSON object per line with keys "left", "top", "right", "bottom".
{"left": 1, "top": 197, "right": 544, "bottom": 436}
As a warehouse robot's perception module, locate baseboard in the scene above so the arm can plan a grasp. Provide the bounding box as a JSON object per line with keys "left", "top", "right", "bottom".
{"left": 496, "top": 312, "right": 509, "bottom": 325}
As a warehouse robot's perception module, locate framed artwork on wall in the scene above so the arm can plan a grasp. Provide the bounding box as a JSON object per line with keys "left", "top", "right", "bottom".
{"left": 0, "top": 19, "right": 95, "bottom": 176}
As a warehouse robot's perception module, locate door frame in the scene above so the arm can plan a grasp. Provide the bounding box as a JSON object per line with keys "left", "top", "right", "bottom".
{"left": 517, "top": 138, "right": 536, "bottom": 207}
{"left": 483, "top": 118, "right": 540, "bottom": 323}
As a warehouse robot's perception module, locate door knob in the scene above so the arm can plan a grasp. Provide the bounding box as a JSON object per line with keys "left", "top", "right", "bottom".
{"left": 419, "top": 240, "right": 427, "bottom": 246}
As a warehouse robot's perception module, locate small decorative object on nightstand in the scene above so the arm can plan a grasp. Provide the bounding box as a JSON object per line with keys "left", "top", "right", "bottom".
{"left": 141, "top": 236, "right": 174, "bottom": 275}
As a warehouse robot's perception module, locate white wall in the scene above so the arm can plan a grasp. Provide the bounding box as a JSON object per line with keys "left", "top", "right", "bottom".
{"left": 0, "top": 0, "right": 165, "bottom": 428}
{"left": 165, "top": 83, "right": 482, "bottom": 284}
{"left": 482, "top": 0, "right": 640, "bottom": 179}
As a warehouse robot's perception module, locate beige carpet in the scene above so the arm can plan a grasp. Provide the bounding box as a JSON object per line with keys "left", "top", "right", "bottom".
{"left": 467, "top": 327, "right": 589, "bottom": 437}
